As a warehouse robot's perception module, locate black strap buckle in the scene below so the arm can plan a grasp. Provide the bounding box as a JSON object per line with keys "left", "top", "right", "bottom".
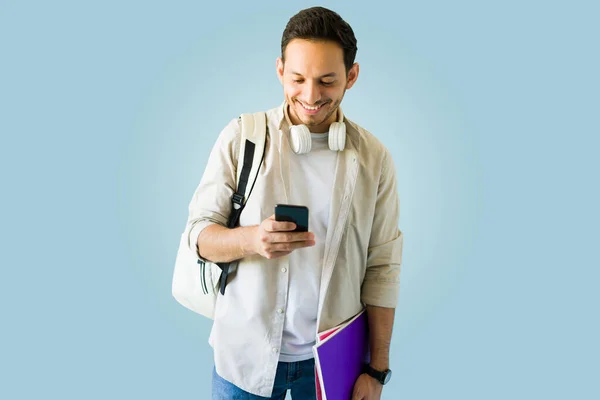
{"left": 231, "top": 193, "right": 244, "bottom": 210}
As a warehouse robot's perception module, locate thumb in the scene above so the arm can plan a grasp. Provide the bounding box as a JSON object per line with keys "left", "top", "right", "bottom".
{"left": 352, "top": 384, "right": 364, "bottom": 400}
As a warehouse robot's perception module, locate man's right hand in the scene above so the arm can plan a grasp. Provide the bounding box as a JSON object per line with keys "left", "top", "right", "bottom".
{"left": 251, "top": 214, "right": 315, "bottom": 260}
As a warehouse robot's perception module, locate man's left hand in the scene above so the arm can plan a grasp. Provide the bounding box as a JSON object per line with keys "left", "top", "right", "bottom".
{"left": 352, "top": 373, "right": 383, "bottom": 400}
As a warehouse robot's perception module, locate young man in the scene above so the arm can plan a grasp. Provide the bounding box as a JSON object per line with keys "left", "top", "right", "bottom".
{"left": 185, "top": 6, "right": 403, "bottom": 400}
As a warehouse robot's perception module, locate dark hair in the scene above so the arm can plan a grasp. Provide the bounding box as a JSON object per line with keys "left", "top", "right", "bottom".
{"left": 281, "top": 7, "right": 358, "bottom": 73}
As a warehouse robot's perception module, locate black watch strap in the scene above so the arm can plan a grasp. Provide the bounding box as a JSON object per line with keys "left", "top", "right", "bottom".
{"left": 364, "top": 364, "right": 392, "bottom": 385}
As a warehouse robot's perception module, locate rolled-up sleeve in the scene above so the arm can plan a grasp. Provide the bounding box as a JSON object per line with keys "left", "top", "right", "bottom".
{"left": 361, "top": 150, "right": 404, "bottom": 308}
{"left": 185, "top": 118, "right": 241, "bottom": 261}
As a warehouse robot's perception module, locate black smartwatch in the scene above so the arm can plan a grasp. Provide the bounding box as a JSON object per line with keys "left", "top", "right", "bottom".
{"left": 364, "top": 364, "right": 392, "bottom": 385}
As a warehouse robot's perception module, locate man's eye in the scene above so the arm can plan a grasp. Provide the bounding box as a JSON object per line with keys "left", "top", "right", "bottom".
{"left": 292, "top": 79, "right": 334, "bottom": 85}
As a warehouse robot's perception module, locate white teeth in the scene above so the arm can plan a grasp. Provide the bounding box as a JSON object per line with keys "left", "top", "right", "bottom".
{"left": 299, "top": 102, "right": 323, "bottom": 111}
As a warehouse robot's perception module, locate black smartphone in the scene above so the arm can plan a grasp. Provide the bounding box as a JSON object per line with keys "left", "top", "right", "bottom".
{"left": 275, "top": 204, "right": 309, "bottom": 232}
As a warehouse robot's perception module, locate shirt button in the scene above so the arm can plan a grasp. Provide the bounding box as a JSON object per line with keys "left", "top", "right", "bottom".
{"left": 272, "top": 347, "right": 278, "bottom": 354}
{"left": 281, "top": 267, "right": 287, "bottom": 273}
{"left": 277, "top": 308, "right": 284, "bottom": 314}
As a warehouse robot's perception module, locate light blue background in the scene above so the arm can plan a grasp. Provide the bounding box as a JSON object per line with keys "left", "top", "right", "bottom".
{"left": 1, "top": 0, "right": 598, "bottom": 399}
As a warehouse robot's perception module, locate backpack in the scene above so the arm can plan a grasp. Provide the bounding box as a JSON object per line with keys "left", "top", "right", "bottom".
{"left": 171, "top": 112, "right": 267, "bottom": 318}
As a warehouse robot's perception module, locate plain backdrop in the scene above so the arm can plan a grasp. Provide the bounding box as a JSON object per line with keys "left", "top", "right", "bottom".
{"left": 1, "top": 0, "right": 598, "bottom": 399}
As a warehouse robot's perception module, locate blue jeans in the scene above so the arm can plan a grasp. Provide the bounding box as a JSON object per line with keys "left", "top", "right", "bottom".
{"left": 212, "top": 359, "right": 317, "bottom": 400}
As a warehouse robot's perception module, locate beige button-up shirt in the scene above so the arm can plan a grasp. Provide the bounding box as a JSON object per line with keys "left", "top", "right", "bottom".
{"left": 184, "top": 102, "right": 403, "bottom": 397}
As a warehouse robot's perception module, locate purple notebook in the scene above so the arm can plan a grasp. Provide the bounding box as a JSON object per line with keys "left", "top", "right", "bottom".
{"left": 313, "top": 309, "right": 370, "bottom": 400}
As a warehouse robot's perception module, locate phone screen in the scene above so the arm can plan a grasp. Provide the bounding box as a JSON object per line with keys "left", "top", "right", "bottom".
{"left": 275, "top": 204, "right": 309, "bottom": 232}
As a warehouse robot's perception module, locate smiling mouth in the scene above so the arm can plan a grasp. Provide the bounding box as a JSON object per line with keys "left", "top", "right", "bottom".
{"left": 297, "top": 101, "right": 328, "bottom": 112}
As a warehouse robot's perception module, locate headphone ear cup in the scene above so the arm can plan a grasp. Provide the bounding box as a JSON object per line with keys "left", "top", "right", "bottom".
{"left": 290, "top": 124, "right": 312, "bottom": 154}
{"left": 328, "top": 122, "right": 346, "bottom": 151}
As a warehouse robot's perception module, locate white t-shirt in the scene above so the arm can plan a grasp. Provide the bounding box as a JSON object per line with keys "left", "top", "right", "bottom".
{"left": 279, "top": 132, "right": 338, "bottom": 362}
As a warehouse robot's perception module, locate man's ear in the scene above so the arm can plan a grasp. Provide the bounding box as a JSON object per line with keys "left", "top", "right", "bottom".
{"left": 346, "top": 63, "right": 360, "bottom": 90}
{"left": 276, "top": 57, "right": 284, "bottom": 84}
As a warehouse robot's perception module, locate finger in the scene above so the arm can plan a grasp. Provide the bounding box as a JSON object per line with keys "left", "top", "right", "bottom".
{"left": 265, "top": 251, "right": 292, "bottom": 260}
{"left": 266, "top": 240, "right": 315, "bottom": 253}
{"left": 265, "top": 217, "right": 296, "bottom": 232}
{"left": 352, "top": 387, "right": 363, "bottom": 400}
{"left": 352, "top": 377, "right": 366, "bottom": 400}
{"left": 268, "top": 232, "right": 315, "bottom": 243}
{"left": 352, "top": 381, "right": 360, "bottom": 400}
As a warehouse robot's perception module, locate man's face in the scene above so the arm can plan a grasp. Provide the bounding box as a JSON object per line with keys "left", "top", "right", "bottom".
{"left": 277, "top": 39, "right": 359, "bottom": 133}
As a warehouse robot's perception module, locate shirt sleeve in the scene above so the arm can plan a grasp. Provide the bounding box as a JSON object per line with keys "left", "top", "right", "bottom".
{"left": 185, "top": 117, "right": 242, "bottom": 262}
{"left": 361, "top": 149, "right": 404, "bottom": 308}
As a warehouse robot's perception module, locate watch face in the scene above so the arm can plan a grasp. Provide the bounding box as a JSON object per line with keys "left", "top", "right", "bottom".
{"left": 383, "top": 369, "right": 392, "bottom": 385}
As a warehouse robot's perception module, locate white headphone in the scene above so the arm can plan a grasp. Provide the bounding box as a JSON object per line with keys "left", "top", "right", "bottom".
{"left": 284, "top": 103, "right": 346, "bottom": 154}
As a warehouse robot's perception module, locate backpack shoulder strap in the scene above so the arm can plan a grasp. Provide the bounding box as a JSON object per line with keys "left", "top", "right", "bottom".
{"left": 218, "top": 112, "right": 267, "bottom": 295}
{"left": 236, "top": 112, "right": 267, "bottom": 192}
{"left": 228, "top": 112, "right": 267, "bottom": 227}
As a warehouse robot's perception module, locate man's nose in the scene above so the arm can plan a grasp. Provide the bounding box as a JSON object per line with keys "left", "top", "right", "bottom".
{"left": 303, "top": 82, "right": 321, "bottom": 105}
